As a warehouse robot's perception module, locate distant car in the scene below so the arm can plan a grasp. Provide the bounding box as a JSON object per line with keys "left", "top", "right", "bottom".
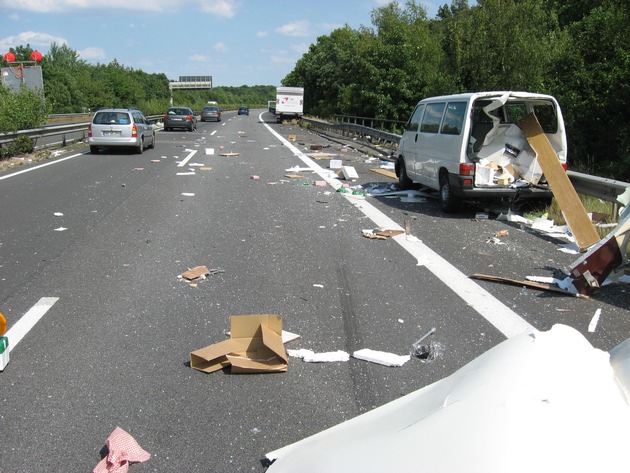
{"left": 200, "top": 106, "right": 221, "bottom": 122}
{"left": 163, "top": 107, "right": 197, "bottom": 131}
{"left": 238, "top": 106, "right": 249, "bottom": 116}
{"left": 88, "top": 108, "right": 156, "bottom": 154}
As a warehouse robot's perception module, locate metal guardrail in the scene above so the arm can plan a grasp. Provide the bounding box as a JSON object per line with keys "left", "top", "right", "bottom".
{"left": 303, "top": 117, "right": 630, "bottom": 207}
{"left": 1, "top": 114, "right": 628, "bottom": 208}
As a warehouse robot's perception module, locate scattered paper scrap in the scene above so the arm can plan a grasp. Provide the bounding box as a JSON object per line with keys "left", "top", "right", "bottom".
{"left": 150, "top": 159, "right": 161, "bottom": 163}
{"left": 181, "top": 193, "right": 195, "bottom": 197}
{"left": 177, "top": 172, "right": 195, "bottom": 176}
{"left": 54, "top": 227, "right": 67, "bottom": 232}
{"left": 288, "top": 134, "right": 297, "bottom": 141}
{"left": 93, "top": 426, "right": 150, "bottom": 473}
{"left": 284, "top": 174, "right": 304, "bottom": 179}
{"left": 352, "top": 349, "right": 410, "bottom": 367}
{"left": 200, "top": 167, "right": 213, "bottom": 171}
{"left": 133, "top": 168, "right": 144, "bottom": 171}
{"left": 588, "top": 308, "right": 602, "bottom": 333}
{"left": 251, "top": 175, "right": 260, "bottom": 180}
{"left": 288, "top": 349, "right": 350, "bottom": 363}
{"left": 205, "top": 148, "right": 215, "bottom": 155}
{"left": 220, "top": 152, "right": 240, "bottom": 157}
{"left": 53, "top": 212, "right": 64, "bottom": 217}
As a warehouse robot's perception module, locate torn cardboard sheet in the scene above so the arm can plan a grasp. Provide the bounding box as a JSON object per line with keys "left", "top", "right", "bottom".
{"left": 369, "top": 168, "right": 397, "bottom": 179}
{"left": 288, "top": 349, "right": 350, "bottom": 363}
{"left": 93, "top": 426, "right": 150, "bottom": 473}
{"left": 362, "top": 229, "right": 404, "bottom": 240}
{"left": 190, "top": 315, "right": 288, "bottom": 373}
{"left": 352, "top": 349, "right": 409, "bottom": 367}
{"left": 520, "top": 113, "right": 600, "bottom": 251}
{"left": 179, "top": 266, "right": 209, "bottom": 281}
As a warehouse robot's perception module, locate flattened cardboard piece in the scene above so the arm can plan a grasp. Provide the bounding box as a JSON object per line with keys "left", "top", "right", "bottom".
{"left": 190, "top": 315, "right": 287, "bottom": 374}
{"left": 520, "top": 113, "right": 600, "bottom": 251}
{"left": 180, "top": 266, "right": 210, "bottom": 281}
{"left": 369, "top": 168, "right": 397, "bottom": 179}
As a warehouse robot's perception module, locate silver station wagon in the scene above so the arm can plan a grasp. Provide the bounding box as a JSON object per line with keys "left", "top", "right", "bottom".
{"left": 88, "top": 108, "right": 156, "bottom": 154}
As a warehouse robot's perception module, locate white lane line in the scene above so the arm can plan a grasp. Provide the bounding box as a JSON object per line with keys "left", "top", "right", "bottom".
{"left": 0, "top": 153, "right": 86, "bottom": 181}
{"left": 5, "top": 297, "right": 60, "bottom": 353}
{"left": 177, "top": 149, "right": 197, "bottom": 167}
{"left": 210, "top": 130, "right": 217, "bottom": 136}
{"left": 261, "top": 114, "right": 535, "bottom": 339}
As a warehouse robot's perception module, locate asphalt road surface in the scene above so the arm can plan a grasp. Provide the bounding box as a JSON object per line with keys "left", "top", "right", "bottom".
{"left": 1, "top": 110, "right": 628, "bottom": 472}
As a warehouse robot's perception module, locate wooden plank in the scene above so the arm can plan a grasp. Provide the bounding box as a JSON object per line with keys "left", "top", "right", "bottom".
{"left": 469, "top": 273, "right": 588, "bottom": 298}
{"left": 369, "top": 168, "right": 397, "bottom": 179}
{"left": 520, "top": 113, "right": 600, "bottom": 251}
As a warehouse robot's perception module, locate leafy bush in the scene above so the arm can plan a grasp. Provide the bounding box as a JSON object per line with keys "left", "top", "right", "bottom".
{"left": 0, "top": 135, "right": 34, "bottom": 159}
{"left": 0, "top": 86, "right": 50, "bottom": 133}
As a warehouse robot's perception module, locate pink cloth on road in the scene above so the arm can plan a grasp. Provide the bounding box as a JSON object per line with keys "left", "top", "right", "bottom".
{"left": 93, "top": 426, "right": 151, "bottom": 473}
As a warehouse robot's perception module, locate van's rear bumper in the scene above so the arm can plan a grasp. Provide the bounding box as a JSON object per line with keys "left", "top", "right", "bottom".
{"left": 450, "top": 174, "right": 553, "bottom": 200}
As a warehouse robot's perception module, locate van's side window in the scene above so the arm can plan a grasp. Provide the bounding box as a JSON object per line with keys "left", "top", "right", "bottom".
{"left": 405, "top": 104, "right": 425, "bottom": 131}
{"left": 420, "top": 103, "right": 446, "bottom": 133}
{"left": 441, "top": 102, "right": 466, "bottom": 135}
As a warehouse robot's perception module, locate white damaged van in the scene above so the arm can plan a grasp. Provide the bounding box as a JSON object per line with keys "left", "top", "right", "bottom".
{"left": 395, "top": 91, "right": 568, "bottom": 212}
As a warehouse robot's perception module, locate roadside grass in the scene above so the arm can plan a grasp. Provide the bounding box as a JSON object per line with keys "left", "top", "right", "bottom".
{"left": 525, "top": 195, "right": 629, "bottom": 258}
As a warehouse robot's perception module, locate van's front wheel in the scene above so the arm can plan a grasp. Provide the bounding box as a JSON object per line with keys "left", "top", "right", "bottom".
{"left": 439, "top": 171, "right": 459, "bottom": 213}
{"left": 396, "top": 158, "right": 413, "bottom": 190}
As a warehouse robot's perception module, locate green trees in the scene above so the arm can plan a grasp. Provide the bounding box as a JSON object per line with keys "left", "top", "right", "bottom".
{"left": 282, "top": 0, "right": 630, "bottom": 180}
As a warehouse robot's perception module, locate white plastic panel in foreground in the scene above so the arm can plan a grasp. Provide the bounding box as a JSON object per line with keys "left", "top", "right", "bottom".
{"left": 266, "top": 324, "right": 630, "bottom": 473}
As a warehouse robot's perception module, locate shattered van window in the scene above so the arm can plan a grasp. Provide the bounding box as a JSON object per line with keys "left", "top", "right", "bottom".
{"left": 420, "top": 102, "right": 446, "bottom": 133}
{"left": 441, "top": 102, "right": 466, "bottom": 135}
{"left": 505, "top": 102, "right": 558, "bottom": 134}
{"left": 532, "top": 104, "right": 558, "bottom": 134}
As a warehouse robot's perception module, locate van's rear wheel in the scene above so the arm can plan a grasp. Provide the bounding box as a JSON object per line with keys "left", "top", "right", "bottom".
{"left": 439, "top": 171, "right": 459, "bottom": 213}
{"left": 397, "top": 158, "right": 413, "bottom": 190}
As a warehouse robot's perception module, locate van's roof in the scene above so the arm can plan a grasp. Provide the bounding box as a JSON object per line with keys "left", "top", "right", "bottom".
{"left": 417, "top": 91, "right": 558, "bottom": 103}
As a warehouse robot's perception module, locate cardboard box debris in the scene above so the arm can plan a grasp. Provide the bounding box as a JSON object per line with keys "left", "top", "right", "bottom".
{"left": 179, "top": 266, "right": 210, "bottom": 281}
{"left": 190, "top": 315, "right": 288, "bottom": 374}
{"left": 520, "top": 113, "right": 600, "bottom": 251}
{"left": 568, "top": 207, "right": 630, "bottom": 295}
{"left": 288, "top": 134, "right": 297, "bottom": 141}
{"left": 329, "top": 159, "right": 342, "bottom": 170}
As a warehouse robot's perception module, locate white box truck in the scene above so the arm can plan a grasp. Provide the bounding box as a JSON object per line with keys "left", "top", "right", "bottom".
{"left": 275, "top": 86, "right": 304, "bottom": 123}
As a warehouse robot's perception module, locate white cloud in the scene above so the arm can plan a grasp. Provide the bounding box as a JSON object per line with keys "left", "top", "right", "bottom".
{"left": 256, "top": 31, "right": 268, "bottom": 38}
{"left": 275, "top": 20, "right": 310, "bottom": 37}
{"left": 197, "top": 0, "right": 238, "bottom": 18}
{"left": 77, "top": 47, "right": 105, "bottom": 60}
{"left": 189, "top": 54, "right": 210, "bottom": 63}
{"left": 0, "top": 31, "right": 67, "bottom": 51}
{"left": 213, "top": 42, "right": 228, "bottom": 52}
{"left": 271, "top": 55, "right": 295, "bottom": 64}
{"left": 291, "top": 43, "right": 310, "bottom": 54}
{"left": 0, "top": 0, "right": 169, "bottom": 12}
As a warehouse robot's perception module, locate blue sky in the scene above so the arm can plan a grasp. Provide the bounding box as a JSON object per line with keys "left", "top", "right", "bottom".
{"left": 0, "top": 0, "right": 445, "bottom": 87}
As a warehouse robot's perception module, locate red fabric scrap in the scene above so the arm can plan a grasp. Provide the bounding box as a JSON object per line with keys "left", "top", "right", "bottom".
{"left": 93, "top": 426, "right": 150, "bottom": 473}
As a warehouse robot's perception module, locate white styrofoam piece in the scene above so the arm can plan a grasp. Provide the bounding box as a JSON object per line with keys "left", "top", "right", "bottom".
{"left": 352, "top": 349, "right": 409, "bottom": 367}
